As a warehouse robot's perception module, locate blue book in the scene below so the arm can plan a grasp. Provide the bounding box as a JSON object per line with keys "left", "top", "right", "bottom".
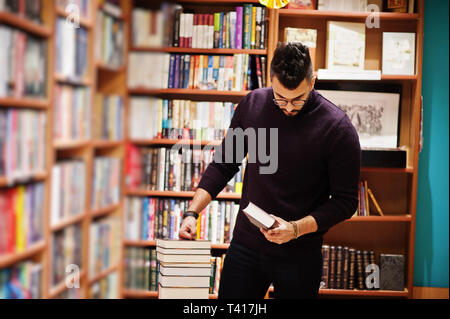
{"left": 179, "top": 55, "right": 185, "bottom": 89}
{"left": 174, "top": 54, "right": 181, "bottom": 89}
{"left": 168, "top": 55, "right": 176, "bottom": 88}
{"left": 143, "top": 198, "right": 149, "bottom": 240}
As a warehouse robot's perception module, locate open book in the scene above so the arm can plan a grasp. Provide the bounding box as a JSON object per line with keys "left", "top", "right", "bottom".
{"left": 242, "top": 202, "right": 277, "bottom": 230}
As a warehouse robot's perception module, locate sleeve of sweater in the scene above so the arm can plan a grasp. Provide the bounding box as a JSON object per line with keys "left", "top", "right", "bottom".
{"left": 197, "top": 95, "right": 249, "bottom": 199}
{"left": 309, "top": 116, "right": 361, "bottom": 233}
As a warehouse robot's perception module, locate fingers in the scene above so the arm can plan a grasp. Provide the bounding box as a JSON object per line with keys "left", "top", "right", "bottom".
{"left": 179, "top": 225, "right": 196, "bottom": 240}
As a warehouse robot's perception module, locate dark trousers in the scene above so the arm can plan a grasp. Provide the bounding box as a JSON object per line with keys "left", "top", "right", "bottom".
{"left": 218, "top": 241, "right": 322, "bottom": 299}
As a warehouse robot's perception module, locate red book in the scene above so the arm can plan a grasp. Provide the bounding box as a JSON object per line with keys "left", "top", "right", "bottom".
{"left": 255, "top": 56, "right": 263, "bottom": 88}
{"left": 14, "top": 33, "right": 26, "bottom": 98}
{"left": 7, "top": 188, "right": 17, "bottom": 253}
{"left": 125, "top": 143, "right": 142, "bottom": 188}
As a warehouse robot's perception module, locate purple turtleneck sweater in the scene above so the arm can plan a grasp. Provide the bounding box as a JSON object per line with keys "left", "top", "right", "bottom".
{"left": 197, "top": 87, "right": 361, "bottom": 257}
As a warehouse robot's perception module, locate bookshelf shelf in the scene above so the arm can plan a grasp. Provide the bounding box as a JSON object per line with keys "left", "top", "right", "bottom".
{"left": 54, "top": 140, "right": 91, "bottom": 150}
{"left": 91, "top": 203, "right": 121, "bottom": 219}
{"left": 266, "top": 286, "right": 409, "bottom": 297}
{"left": 50, "top": 214, "right": 86, "bottom": 232}
{"left": 124, "top": 240, "right": 230, "bottom": 250}
{"left": 122, "top": 289, "right": 158, "bottom": 298}
{"left": 92, "top": 140, "right": 124, "bottom": 149}
{"left": 361, "top": 167, "right": 414, "bottom": 174}
{"left": 0, "top": 241, "right": 46, "bottom": 269}
{"left": 130, "top": 47, "right": 268, "bottom": 55}
{"left": 55, "top": 8, "right": 93, "bottom": 29}
{"left": 128, "top": 88, "right": 251, "bottom": 97}
{"left": 0, "top": 97, "right": 49, "bottom": 109}
{"left": 0, "top": 172, "right": 47, "bottom": 188}
{"left": 0, "top": 11, "right": 52, "bottom": 37}
{"left": 130, "top": 139, "right": 222, "bottom": 146}
{"left": 278, "top": 9, "right": 420, "bottom": 21}
{"left": 96, "top": 62, "right": 126, "bottom": 73}
{"left": 347, "top": 215, "right": 412, "bottom": 222}
{"left": 88, "top": 264, "right": 119, "bottom": 285}
{"left": 49, "top": 270, "right": 86, "bottom": 299}
{"left": 125, "top": 189, "right": 241, "bottom": 200}
{"left": 54, "top": 74, "right": 93, "bottom": 87}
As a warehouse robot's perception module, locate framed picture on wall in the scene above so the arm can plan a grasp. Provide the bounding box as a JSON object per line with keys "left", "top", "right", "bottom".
{"left": 317, "top": 84, "right": 402, "bottom": 149}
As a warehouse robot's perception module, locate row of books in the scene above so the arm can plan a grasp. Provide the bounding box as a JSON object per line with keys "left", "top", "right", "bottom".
{"left": 125, "top": 196, "right": 239, "bottom": 244}
{"left": 356, "top": 180, "right": 384, "bottom": 217}
{"left": 0, "top": 109, "right": 46, "bottom": 181}
{"left": 0, "top": 0, "right": 42, "bottom": 24}
{"left": 89, "top": 216, "right": 121, "bottom": 278}
{"left": 93, "top": 94, "right": 124, "bottom": 142}
{"left": 316, "top": 0, "right": 415, "bottom": 13}
{"left": 132, "top": 4, "right": 267, "bottom": 50}
{"left": 51, "top": 224, "right": 83, "bottom": 287}
{"left": 0, "top": 26, "right": 47, "bottom": 98}
{"left": 53, "top": 85, "right": 91, "bottom": 142}
{"left": 129, "top": 98, "right": 235, "bottom": 141}
{"left": 210, "top": 255, "right": 225, "bottom": 295}
{"left": 55, "top": 18, "right": 89, "bottom": 80}
{"left": 125, "top": 145, "right": 246, "bottom": 193}
{"left": 124, "top": 247, "right": 158, "bottom": 292}
{"left": 95, "top": 10, "right": 125, "bottom": 69}
{"left": 321, "top": 245, "right": 405, "bottom": 291}
{"left": 50, "top": 160, "right": 86, "bottom": 227}
{"left": 0, "top": 261, "right": 42, "bottom": 299}
{"left": 0, "top": 183, "right": 45, "bottom": 255}
{"left": 91, "top": 157, "right": 121, "bottom": 210}
{"left": 128, "top": 53, "right": 267, "bottom": 91}
{"left": 89, "top": 272, "right": 119, "bottom": 299}
{"left": 56, "top": 0, "right": 91, "bottom": 19}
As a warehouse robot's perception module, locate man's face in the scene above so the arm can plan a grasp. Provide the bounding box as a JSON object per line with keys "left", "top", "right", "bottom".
{"left": 271, "top": 76, "right": 316, "bottom": 117}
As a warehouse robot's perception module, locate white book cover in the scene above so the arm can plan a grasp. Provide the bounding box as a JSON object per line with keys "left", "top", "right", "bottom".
{"left": 242, "top": 202, "right": 276, "bottom": 230}
{"left": 159, "top": 286, "right": 209, "bottom": 299}
{"left": 159, "top": 274, "right": 210, "bottom": 288}
{"left": 326, "top": 21, "right": 365, "bottom": 70}
{"left": 382, "top": 32, "right": 416, "bottom": 75}
{"left": 160, "top": 265, "right": 211, "bottom": 276}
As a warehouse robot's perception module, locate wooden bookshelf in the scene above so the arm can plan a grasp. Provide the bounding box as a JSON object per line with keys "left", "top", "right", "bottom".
{"left": 0, "top": 98, "right": 49, "bottom": 109}
{"left": 128, "top": 88, "right": 251, "bottom": 97}
{"left": 267, "top": 286, "right": 409, "bottom": 298}
{"left": 278, "top": 9, "right": 419, "bottom": 21}
{"left": 130, "top": 47, "right": 268, "bottom": 55}
{"left": 126, "top": 189, "right": 241, "bottom": 200}
{"left": 0, "top": 241, "right": 46, "bottom": 269}
{"left": 0, "top": 11, "right": 52, "bottom": 37}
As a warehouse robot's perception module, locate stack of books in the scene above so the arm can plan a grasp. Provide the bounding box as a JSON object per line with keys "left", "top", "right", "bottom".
{"left": 156, "top": 239, "right": 211, "bottom": 299}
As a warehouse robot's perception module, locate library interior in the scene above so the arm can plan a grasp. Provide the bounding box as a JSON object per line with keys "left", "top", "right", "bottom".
{"left": 0, "top": 0, "right": 448, "bottom": 300}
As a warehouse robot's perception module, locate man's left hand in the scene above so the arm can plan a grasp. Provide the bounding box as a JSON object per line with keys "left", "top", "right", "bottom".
{"left": 260, "top": 215, "right": 295, "bottom": 245}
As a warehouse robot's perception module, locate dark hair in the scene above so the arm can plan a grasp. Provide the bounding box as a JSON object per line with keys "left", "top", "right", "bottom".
{"left": 270, "top": 42, "right": 314, "bottom": 90}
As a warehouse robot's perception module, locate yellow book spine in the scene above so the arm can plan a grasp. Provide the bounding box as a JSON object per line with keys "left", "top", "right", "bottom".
{"left": 251, "top": 7, "right": 257, "bottom": 49}
{"left": 15, "top": 186, "right": 26, "bottom": 252}
{"left": 368, "top": 188, "right": 384, "bottom": 216}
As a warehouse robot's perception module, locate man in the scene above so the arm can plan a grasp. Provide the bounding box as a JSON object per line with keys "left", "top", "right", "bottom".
{"left": 179, "top": 42, "right": 361, "bottom": 299}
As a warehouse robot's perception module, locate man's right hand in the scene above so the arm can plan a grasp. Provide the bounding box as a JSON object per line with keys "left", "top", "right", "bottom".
{"left": 179, "top": 216, "right": 197, "bottom": 240}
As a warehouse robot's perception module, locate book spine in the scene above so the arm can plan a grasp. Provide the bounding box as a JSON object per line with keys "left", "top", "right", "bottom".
{"left": 235, "top": 7, "right": 243, "bottom": 50}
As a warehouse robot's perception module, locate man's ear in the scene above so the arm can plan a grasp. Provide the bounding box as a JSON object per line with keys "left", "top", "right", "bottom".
{"left": 310, "top": 76, "right": 316, "bottom": 90}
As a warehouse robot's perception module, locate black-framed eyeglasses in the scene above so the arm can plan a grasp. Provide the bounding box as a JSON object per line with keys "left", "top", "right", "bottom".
{"left": 272, "top": 98, "right": 308, "bottom": 107}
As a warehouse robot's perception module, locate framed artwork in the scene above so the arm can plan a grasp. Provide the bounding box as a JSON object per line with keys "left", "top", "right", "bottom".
{"left": 317, "top": 87, "right": 401, "bottom": 149}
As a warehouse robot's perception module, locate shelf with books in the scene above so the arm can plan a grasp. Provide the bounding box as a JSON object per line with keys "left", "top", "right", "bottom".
{"left": 177, "top": 0, "right": 261, "bottom": 3}
{"left": 90, "top": 202, "right": 122, "bottom": 219}
{"left": 0, "top": 171, "right": 48, "bottom": 188}
{"left": 0, "top": 241, "right": 46, "bottom": 269}
{"left": 0, "top": 11, "right": 52, "bottom": 37}
{"left": 130, "top": 47, "right": 268, "bottom": 56}
{"left": 92, "top": 140, "right": 124, "bottom": 149}
{"left": 50, "top": 213, "right": 87, "bottom": 232}
{"left": 0, "top": 98, "right": 49, "bottom": 109}
{"left": 128, "top": 88, "right": 251, "bottom": 98}
{"left": 125, "top": 189, "right": 241, "bottom": 200}
{"left": 123, "top": 240, "right": 229, "bottom": 250}
{"left": 278, "top": 9, "right": 419, "bottom": 21}
{"left": 54, "top": 74, "right": 93, "bottom": 87}
{"left": 130, "top": 139, "right": 222, "bottom": 147}
{"left": 88, "top": 264, "right": 119, "bottom": 285}
{"left": 267, "top": 286, "right": 409, "bottom": 298}
{"left": 54, "top": 140, "right": 91, "bottom": 150}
